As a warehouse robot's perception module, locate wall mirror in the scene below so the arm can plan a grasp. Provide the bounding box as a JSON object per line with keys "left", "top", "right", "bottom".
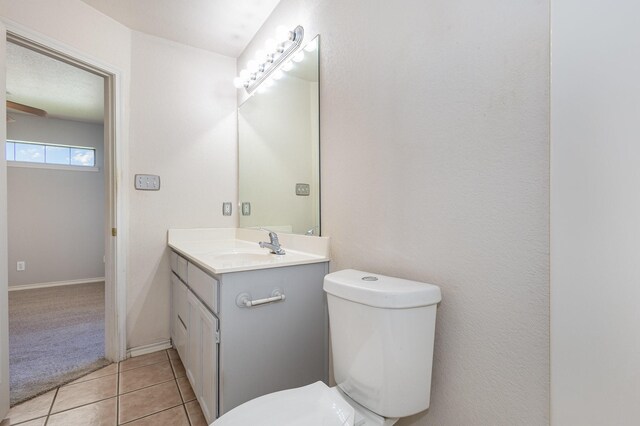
{"left": 238, "top": 35, "right": 320, "bottom": 235}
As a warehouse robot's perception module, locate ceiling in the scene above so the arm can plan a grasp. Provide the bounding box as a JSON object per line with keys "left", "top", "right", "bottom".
{"left": 80, "top": 0, "right": 282, "bottom": 57}
{"left": 5, "top": 1, "right": 282, "bottom": 123}
{"left": 6, "top": 42, "right": 105, "bottom": 123}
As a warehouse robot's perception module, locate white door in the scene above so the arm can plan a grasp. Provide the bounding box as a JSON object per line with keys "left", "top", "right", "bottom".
{"left": 0, "top": 21, "right": 11, "bottom": 419}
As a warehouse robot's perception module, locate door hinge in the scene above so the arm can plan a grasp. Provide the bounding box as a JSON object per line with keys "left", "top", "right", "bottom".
{"left": 112, "top": 228, "right": 117, "bottom": 237}
{"left": 215, "top": 330, "right": 220, "bottom": 344}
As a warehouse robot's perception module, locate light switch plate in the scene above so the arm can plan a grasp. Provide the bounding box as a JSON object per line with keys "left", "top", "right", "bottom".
{"left": 135, "top": 174, "right": 160, "bottom": 191}
{"left": 242, "top": 202, "right": 251, "bottom": 216}
{"left": 222, "top": 202, "right": 232, "bottom": 216}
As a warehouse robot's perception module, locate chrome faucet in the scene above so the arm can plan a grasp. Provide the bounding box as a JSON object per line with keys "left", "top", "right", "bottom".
{"left": 258, "top": 229, "right": 286, "bottom": 255}
{"left": 305, "top": 226, "right": 319, "bottom": 236}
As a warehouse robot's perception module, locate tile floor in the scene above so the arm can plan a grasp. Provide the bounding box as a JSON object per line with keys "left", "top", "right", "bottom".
{"left": 5, "top": 349, "right": 208, "bottom": 426}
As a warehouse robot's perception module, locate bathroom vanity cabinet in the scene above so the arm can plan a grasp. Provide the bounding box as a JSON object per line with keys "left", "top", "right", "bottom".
{"left": 170, "top": 250, "right": 329, "bottom": 423}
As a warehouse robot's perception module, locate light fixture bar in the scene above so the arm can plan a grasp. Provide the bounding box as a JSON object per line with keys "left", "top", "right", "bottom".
{"left": 241, "top": 25, "right": 304, "bottom": 94}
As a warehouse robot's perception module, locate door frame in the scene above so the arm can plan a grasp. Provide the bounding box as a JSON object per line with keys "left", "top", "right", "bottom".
{"left": 1, "top": 22, "right": 128, "bottom": 363}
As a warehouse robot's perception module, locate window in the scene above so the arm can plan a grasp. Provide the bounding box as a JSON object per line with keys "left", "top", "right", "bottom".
{"left": 5, "top": 140, "right": 96, "bottom": 168}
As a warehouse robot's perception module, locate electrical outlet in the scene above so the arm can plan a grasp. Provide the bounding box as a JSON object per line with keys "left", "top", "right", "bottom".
{"left": 295, "top": 183, "right": 310, "bottom": 196}
{"left": 17, "top": 261, "right": 25, "bottom": 271}
{"left": 241, "top": 202, "right": 251, "bottom": 216}
{"left": 222, "top": 202, "right": 232, "bottom": 216}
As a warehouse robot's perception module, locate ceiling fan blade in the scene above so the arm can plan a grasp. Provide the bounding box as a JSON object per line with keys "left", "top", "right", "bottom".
{"left": 6, "top": 100, "right": 47, "bottom": 117}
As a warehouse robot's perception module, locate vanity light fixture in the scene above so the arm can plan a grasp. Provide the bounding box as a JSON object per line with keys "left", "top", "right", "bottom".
{"left": 233, "top": 25, "right": 305, "bottom": 94}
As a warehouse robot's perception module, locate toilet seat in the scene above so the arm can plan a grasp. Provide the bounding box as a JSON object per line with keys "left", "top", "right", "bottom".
{"left": 212, "top": 381, "right": 355, "bottom": 426}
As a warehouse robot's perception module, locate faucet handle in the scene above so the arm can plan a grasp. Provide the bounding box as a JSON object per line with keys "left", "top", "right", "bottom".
{"left": 258, "top": 227, "right": 279, "bottom": 244}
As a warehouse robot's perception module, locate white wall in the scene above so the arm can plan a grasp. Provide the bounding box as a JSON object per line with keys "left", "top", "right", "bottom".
{"left": 239, "top": 0, "right": 550, "bottom": 424}
{"left": 0, "top": 0, "right": 237, "bottom": 350}
{"left": 551, "top": 1, "right": 640, "bottom": 424}
{"left": 127, "top": 31, "right": 236, "bottom": 348}
{"left": 7, "top": 115, "right": 105, "bottom": 286}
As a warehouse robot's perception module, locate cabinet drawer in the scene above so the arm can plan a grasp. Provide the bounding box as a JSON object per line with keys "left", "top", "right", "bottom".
{"left": 170, "top": 251, "right": 178, "bottom": 275}
{"left": 187, "top": 263, "right": 218, "bottom": 313}
{"left": 171, "top": 251, "right": 188, "bottom": 283}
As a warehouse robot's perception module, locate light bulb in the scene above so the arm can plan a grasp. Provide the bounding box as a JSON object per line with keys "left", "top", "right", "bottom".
{"left": 255, "top": 49, "right": 266, "bottom": 61}
{"left": 257, "top": 86, "right": 267, "bottom": 94}
{"left": 275, "top": 25, "right": 292, "bottom": 43}
{"left": 292, "top": 50, "right": 305, "bottom": 63}
{"left": 233, "top": 77, "right": 244, "bottom": 88}
{"left": 282, "top": 61, "right": 293, "bottom": 71}
{"left": 272, "top": 70, "right": 284, "bottom": 80}
{"left": 265, "top": 38, "right": 277, "bottom": 53}
{"left": 304, "top": 40, "right": 317, "bottom": 52}
{"left": 239, "top": 69, "right": 250, "bottom": 79}
{"left": 264, "top": 79, "right": 274, "bottom": 88}
{"left": 247, "top": 60, "right": 259, "bottom": 73}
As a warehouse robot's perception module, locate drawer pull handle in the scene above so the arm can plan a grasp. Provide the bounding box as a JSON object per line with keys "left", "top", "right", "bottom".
{"left": 236, "top": 289, "right": 285, "bottom": 308}
{"left": 177, "top": 314, "right": 187, "bottom": 330}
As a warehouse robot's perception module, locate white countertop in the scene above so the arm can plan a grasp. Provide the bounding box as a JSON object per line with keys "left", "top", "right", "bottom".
{"left": 167, "top": 228, "right": 330, "bottom": 274}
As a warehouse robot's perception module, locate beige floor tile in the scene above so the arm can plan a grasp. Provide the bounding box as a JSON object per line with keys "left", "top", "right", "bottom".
{"left": 47, "top": 397, "right": 116, "bottom": 426}
{"left": 69, "top": 363, "right": 118, "bottom": 385}
{"left": 167, "top": 348, "right": 179, "bottom": 360}
{"left": 6, "top": 390, "right": 55, "bottom": 424}
{"left": 169, "top": 357, "right": 186, "bottom": 379}
{"left": 52, "top": 374, "right": 117, "bottom": 413}
{"left": 119, "top": 351, "right": 168, "bottom": 372}
{"left": 185, "top": 400, "right": 208, "bottom": 426}
{"left": 119, "top": 360, "right": 174, "bottom": 394}
{"left": 118, "top": 380, "right": 182, "bottom": 424}
{"left": 11, "top": 417, "right": 46, "bottom": 426}
{"left": 124, "top": 405, "right": 190, "bottom": 426}
{"left": 176, "top": 377, "right": 196, "bottom": 402}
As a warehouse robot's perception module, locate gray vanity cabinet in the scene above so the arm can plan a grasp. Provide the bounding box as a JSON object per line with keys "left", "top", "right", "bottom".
{"left": 170, "top": 250, "right": 329, "bottom": 423}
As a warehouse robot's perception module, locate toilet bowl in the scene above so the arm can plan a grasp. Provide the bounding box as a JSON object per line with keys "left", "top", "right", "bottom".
{"left": 212, "top": 381, "right": 397, "bottom": 426}
{"left": 212, "top": 269, "right": 441, "bottom": 425}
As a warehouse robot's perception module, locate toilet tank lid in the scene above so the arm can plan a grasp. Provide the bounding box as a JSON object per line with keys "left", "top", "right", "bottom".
{"left": 324, "top": 269, "right": 441, "bottom": 309}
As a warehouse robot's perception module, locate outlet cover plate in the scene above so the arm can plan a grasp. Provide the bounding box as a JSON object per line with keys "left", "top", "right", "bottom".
{"left": 295, "top": 183, "right": 310, "bottom": 196}
{"left": 135, "top": 174, "right": 160, "bottom": 190}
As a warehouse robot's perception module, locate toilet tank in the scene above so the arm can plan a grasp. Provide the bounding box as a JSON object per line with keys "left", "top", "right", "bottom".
{"left": 324, "top": 269, "right": 441, "bottom": 419}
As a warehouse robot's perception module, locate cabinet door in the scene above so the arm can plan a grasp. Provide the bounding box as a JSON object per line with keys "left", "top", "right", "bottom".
{"left": 198, "top": 304, "right": 219, "bottom": 423}
{"left": 186, "top": 291, "right": 201, "bottom": 395}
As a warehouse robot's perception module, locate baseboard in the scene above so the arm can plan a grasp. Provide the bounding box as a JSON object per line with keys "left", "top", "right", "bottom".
{"left": 8, "top": 277, "right": 105, "bottom": 292}
{"left": 127, "top": 340, "right": 172, "bottom": 358}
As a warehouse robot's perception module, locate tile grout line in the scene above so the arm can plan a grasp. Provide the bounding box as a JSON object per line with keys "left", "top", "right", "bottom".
{"left": 116, "top": 360, "right": 121, "bottom": 426}
{"left": 170, "top": 348, "right": 193, "bottom": 426}
{"left": 43, "top": 387, "right": 59, "bottom": 426}
{"left": 184, "top": 402, "right": 193, "bottom": 426}
{"left": 119, "top": 377, "right": 178, "bottom": 397}
{"left": 118, "top": 402, "right": 185, "bottom": 425}
{"left": 46, "top": 395, "right": 117, "bottom": 418}
{"left": 118, "top": 357, "right": 169, "bottom": 373}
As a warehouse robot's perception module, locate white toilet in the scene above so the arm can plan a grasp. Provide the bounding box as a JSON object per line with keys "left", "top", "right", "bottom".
{"left": 213, "top": 269, "right": 441, "bottom": 426}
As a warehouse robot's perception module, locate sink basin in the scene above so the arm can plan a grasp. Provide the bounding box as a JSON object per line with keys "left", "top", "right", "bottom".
{"left": 213, "top": 252, "right": 273, "bottom": 264}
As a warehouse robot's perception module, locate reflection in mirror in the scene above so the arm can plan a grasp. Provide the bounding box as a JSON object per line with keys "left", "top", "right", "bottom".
{"left": 238, "top": 36, "right": 320, "bottom": 235}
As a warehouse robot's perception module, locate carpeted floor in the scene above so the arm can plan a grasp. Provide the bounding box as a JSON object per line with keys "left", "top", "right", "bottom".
{"left": 9, "top": 282, "right": 110, "bottom": 406}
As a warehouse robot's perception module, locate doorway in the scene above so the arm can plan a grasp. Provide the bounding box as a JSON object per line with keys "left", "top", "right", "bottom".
{"left": 2, "top": 31, "right": 124, "bottom": 408}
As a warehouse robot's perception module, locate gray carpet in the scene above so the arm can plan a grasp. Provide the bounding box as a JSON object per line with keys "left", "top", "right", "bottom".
{"left": 9, "top": 282, "right": 110, "bottom": 406}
